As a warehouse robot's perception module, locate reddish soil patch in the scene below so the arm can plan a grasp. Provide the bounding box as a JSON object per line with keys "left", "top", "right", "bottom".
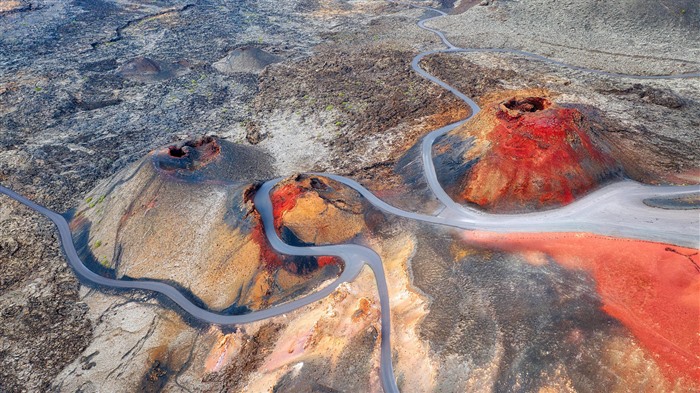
{"left": 249, "top": 220, "right": 284, "bottom": 269}
{"left": 462, "top": 95, "right": 618, "bottom": 210}
{"left": 270, "top": 183, "right": 304, "bottom": 230}
{"left": 244, "top": 183, "right": 301, "bottom": 270}
{"left": 462, "top": 231, "right": 700, "bottom": 384}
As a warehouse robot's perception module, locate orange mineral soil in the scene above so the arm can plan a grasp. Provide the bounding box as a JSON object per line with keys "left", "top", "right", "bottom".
{"left": 249, "top": 179, "right": 338, "bottom": 270}
{"left": 453, "top": 92, "right": 620, "bottom": 212}
{"left": 462, "top": 231, "right": 700, "bottom": 384}
{"left": 269, "top": 181, "right": 337, "bottom": 267}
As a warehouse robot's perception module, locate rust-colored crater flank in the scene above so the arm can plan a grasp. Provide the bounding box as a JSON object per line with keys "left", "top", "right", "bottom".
{"left": 270, "top": 182, "right": 305, "bottom": 231}
{"left": 249, "top": 174, "right": 370, "bottom": 272}
{"left": 244, "top": 178, "right": 343, "bottom": 274}
{"left": 454, "top": 91, "right": 620, "bottom": 212}
{"left": 241, "top": 183, "right": 286, "bottom": 271}
{"left": 155, "top": 135, "right": 221, "bottom": 172}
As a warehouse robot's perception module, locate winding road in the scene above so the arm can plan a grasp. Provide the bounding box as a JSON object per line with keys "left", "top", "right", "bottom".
{"left": 1, "top": 2, "right": 699, "bottom": 393}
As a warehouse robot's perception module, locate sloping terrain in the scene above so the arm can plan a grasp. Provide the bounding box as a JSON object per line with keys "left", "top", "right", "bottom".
{"left": 433, "top": 91, "right": 622, "bottom": 212}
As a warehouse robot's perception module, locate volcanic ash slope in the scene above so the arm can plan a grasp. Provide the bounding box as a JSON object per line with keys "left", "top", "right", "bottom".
{"left": 432, "top": 90, "right": 624, "bottom": 212}
{"left": 69, "top": 136, "right": 341, "bottom": 313}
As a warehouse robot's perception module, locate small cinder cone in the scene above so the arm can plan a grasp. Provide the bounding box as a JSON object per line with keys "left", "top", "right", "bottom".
{"left": 212, "top": 47, "right": 281, "bottom": 74}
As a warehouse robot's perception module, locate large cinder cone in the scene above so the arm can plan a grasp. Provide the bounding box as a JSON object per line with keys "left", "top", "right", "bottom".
{"left": 432, "top": 90, "right": 623, "bottom": 213}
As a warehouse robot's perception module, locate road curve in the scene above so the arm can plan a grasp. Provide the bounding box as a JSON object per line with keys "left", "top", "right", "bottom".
{"left": 0, "top": 180, "right": 400, "bottom": 393}
{"left": 0, "top": 183, "right": 368, "bottom": 325}
{"left": 0, "top": 2, "right": 699, "bottom": 393}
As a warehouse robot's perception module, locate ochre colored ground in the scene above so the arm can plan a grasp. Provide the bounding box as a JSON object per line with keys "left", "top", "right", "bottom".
{"left": 263, "top": 181, "right": 337, "bottom": 268}
{"left": 462, "top": 231, "right": 700, "bottom": 384}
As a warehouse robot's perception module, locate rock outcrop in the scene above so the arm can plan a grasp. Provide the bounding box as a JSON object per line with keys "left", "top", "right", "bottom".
{"left": 271, "top": 174, "right": 369, "bottom": 246}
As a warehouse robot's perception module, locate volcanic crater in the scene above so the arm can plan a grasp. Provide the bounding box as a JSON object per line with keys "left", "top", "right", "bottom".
{"left": 69, "top": 136, "right": 348, "bottom": 314}
{"left": 433, "top": 90, "right": 624, "bottom": 213}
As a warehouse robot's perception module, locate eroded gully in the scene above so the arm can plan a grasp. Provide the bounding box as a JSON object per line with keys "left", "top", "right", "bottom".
{"left": 0, "top": 3, "right": 699, "bottom": 393}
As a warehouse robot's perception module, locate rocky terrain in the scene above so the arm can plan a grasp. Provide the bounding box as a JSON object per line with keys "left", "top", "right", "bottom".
{"left": 431, "top": 0, "right": 700, "bottom": 75}
{"left": 1, "top": 0, "right": 401, "bottom": 389}
{"left": 1, "top": 0, "right": 698, "bottom": 391}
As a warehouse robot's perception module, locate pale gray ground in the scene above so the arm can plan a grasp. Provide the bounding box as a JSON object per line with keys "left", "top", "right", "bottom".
{"left": 429, "top": 0, "right": 700, "bottom": 75}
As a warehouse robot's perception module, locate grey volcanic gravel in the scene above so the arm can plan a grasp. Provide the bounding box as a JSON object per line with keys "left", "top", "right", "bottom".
{"left": 0, "top": 197, "right": 92, "bottom": 392}
{"left": 429, "top": 0, "right": 700, "bottom": 75}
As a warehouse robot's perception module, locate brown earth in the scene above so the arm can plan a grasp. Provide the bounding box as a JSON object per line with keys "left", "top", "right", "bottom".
{"left": 254, "top": 44, "right": 470, "bottom": 181}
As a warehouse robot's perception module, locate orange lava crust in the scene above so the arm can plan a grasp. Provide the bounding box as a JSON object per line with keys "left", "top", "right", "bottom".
{"left": 462, "top": 231, "right": 700, "bottom": 384}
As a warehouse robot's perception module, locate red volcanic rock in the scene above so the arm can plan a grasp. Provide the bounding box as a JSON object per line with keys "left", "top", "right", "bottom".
{"left": 265, "top": 174, "right": 369, "bottom": 269}
{"left": 266, "top": 180, "right": 338, "bottom": 268}
{"left": 462, "top": 231, "right": 700, "bottom": 385}
{"left": 270, "top": 182, "right": 305, "bottom": 231}
{"left": 436, "top": 91, "right": 621, "bottom": 212}
{"left": 244, "top": 182, "right": 340, "bottom": 274}
{"left": 245, "top": 174, "right": 369, "bottom": 274}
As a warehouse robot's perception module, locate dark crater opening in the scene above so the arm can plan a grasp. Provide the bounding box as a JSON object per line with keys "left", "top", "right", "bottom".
{"left": 168, "top": 146, "right": 187, "bottom": 158}
{"left": 502, "top": 96, "right": 550, "bottom": 112}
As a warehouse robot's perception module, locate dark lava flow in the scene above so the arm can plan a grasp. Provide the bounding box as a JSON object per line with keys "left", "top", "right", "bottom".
{"left": 1, "top": 3, "right": 699, "bottom": 393}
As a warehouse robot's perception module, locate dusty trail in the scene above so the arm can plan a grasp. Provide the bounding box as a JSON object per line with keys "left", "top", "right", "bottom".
{"left": 0, "top": 3, "right": 698, "bottom": 393}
